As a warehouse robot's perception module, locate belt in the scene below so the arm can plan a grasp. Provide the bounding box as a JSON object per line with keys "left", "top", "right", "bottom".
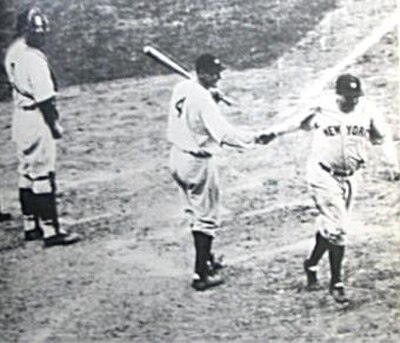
{"left": 319, "top": 163, "right": 354, "bottom": 177}
{"left": 22, "top": 104, "right": 37, "bottom": 111}
{"left": 188, "top": 150, "right": 212, "bottom": 158}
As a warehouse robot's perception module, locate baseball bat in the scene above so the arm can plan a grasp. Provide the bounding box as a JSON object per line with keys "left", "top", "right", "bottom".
{"left": 143, "top": 45, "right": 235, "bottom": 106}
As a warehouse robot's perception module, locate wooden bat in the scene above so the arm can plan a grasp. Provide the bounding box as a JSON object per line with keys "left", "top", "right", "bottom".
{"left": 143, "top": 45, "right": 235, "bottom": 106}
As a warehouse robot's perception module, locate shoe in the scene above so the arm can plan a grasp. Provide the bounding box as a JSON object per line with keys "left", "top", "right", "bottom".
{"left": 329, "top": 283, "right": 349, "bottom": 304}
{"left": 24, "top": 228, "right": 43, "bottom": 241}
{"left": 0, "top": 212, "right": 12, "bottom": 222}
{"left": 207, "top": 254, "right": 225, "bottom": 274}
{"left": 43, "top": 232, "right": 81, "bottom": 248}
{"left": 304, "top": 259, "right": 319, "bottom": 290}
{"left": 191, "top": 273, "right": 225, "bottom": 291}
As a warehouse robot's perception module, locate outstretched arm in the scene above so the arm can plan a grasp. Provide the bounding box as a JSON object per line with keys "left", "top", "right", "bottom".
{"left": 255, "top": 107, "right": 319, "bottom": 145}
{"left": 370, "top": 113, "right": 400, "bottom": 181}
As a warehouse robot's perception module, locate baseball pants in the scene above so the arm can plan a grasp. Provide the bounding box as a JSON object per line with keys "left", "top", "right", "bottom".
{"left": 13, "top": 108, "right": 59, "bottom": 237}
{"left": 307, "top": 164, "right": 357, "bottom": 246}
{"left": 169, "top": 145, "right": 220, "bottom": 237}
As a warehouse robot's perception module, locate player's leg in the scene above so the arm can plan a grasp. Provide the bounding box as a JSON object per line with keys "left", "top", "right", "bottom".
{"left": 304, "top": 181, "right": 336, "bottom": 289}
{"left": 328, "top": 241, "right": 347, "bottom": 302}
{"left": 192, "top": 231, "right": 212, "bottom": 279}
{"left": 16, "top": 173, "right": 41, "bottom": 240}
{"left": 327, "top": 179, "right": 352, "bottom": 303}
{"left": 305, "top": 170, "right": 346, "bottom": 295}
{"left": 33, "top": 172, "right": 80, "bottom": 248}
{"left": 170, "top": 147, "right": 224, "bottom": 290}
{"left": 304, "top": 230, "right": 329, "bottom": 289}
{"left": 20, "top": 191, "right": 42, "bottom": 240}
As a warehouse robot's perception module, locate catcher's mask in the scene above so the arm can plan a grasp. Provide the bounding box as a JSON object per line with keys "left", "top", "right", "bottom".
{"left": 17, "top": 7, "right": 50, "bottom": 36}
{"left": 335, "top": 74, "right": 364, "bottom": 98}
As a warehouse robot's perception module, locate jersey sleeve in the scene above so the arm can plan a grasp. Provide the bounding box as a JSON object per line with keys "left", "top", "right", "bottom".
{"left": 28, "top": 51, "right": 56, "bottom": 103}
{"left": 196, "top": 92, "right": 238, "bottom": 146}
{"left": 266, "top": 105, "right": 319, "bottom": 137}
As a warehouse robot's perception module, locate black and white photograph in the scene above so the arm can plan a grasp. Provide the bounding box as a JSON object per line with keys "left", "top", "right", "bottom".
{"left": 0, "top": 0, "right": 399, "bottom": 342}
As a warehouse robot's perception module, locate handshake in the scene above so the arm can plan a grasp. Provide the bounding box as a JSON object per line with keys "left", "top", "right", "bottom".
{"left": 254, "top": 131, "right": 277, "bottom": 145}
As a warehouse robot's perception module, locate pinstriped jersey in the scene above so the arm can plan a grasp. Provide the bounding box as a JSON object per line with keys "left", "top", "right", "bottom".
{"left": 305, "top": 96, "right": 395, "bottom": 172}
{"left": 167, "top": 79, "right": 239, "bottom": 155}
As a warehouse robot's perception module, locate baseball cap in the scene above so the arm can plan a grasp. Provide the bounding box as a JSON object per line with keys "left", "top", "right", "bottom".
{"left": 195, "top": 54, "right": 225, "bottom": 74}
{"left": 335, "top": 74, "right": 364, "bottom": 97}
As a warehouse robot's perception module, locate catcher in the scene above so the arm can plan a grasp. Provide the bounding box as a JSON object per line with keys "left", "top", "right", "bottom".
{"left": 4, "top": 7, "right": 80, "bottom": 247}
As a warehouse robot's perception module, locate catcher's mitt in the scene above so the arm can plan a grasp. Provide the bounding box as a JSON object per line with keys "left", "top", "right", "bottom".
{"left": 255, "top": 132, "right": 277, "bottom": 145}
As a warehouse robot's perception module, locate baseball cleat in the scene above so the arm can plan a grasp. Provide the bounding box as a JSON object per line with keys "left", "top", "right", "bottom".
{"left": 191, "top": 273, "right": 225, "bottom": 291}
{"left": 329, "top": 283, "right": 349, "bottom": 304}
{"left": 43, "top": 232, "right": 81, "bottom": 248}
{"left": 24, "top": 228, "right": 43, "bottom": 241}
{"left": 304, "top": 259, "right": 320, "bottom": 290}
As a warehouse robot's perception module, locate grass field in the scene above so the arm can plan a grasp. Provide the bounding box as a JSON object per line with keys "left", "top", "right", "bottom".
{"left": 9, "top": 0, "right": 336, "bottom": 86}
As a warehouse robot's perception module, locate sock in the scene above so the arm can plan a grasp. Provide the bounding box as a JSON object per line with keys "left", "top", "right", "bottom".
{"left": 307, "top": 231, "right": 329, "bottom": 268}
{"left": 34, "top": 192, "right": 60, "bottom": 238}
{"left": 329, "top": 243, "right": 345, "bottom": 286}
{"left": 19, "top": 188, "right": 38, "bottom": 232}
{"left": 192, "top": 231, "right": 212, "bottom": 280}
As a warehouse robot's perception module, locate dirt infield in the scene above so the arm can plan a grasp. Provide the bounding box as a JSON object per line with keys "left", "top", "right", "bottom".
{"left": 0, "top": 0, "right": 399, "bottom": 342}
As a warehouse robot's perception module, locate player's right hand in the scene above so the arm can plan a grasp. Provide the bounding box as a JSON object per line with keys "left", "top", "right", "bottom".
{"left": 254, "top": 132, "right": 277, "bottom": 145}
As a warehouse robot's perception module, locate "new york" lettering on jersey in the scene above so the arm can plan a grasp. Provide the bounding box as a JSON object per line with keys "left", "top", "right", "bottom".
{"left": 323, "top": 125, "right": 367, "bottom": 137}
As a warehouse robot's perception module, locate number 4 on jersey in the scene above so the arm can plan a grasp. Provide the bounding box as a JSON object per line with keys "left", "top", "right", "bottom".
{"left": 175, "top": 97, "right": 186, "bottom": 117}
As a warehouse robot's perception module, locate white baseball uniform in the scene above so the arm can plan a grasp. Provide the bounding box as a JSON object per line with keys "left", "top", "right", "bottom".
{"left": 168, "top": 79, "right": 248, "bottom": 237}
{"left": 4, "top": 37, "right": 57, "bottom": 193}
{"left": 300, "top": 95, "right": 398, "bottom": 245}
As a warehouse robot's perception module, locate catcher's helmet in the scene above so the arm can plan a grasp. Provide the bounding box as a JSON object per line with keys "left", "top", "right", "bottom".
{"left": 335, "top": 74, "right": 363, "bottom": 97}
{"left": 16, "top": 7, "right": 50, "bottom": 36}
{"left": 195, "top": 54, "right": 225, "bottom": 74}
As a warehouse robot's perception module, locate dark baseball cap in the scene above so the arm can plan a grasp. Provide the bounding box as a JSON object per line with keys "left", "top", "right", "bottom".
{"left": 195, "top": 54, "right": 225, "bottom": 74}
{"left": 335, "top": 74, "right": 364, "bottom": 97}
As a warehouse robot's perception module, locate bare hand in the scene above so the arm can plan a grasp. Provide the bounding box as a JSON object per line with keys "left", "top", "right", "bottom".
{"left": 254, "top": 132, "right": 277, "bottom": 145}
{"left": 209, "top": 87, "right": 223, "bottom": 103}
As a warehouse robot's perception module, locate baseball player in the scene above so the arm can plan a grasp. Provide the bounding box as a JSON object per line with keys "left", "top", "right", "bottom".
{"left": 4, "top": 7, "right": 80, "bottom": 247}
{"left": 168, "top": 53, "right": 255, "bottom": 291}
{"left": 256, "top": 74, "right": 399, "bottom": 303}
